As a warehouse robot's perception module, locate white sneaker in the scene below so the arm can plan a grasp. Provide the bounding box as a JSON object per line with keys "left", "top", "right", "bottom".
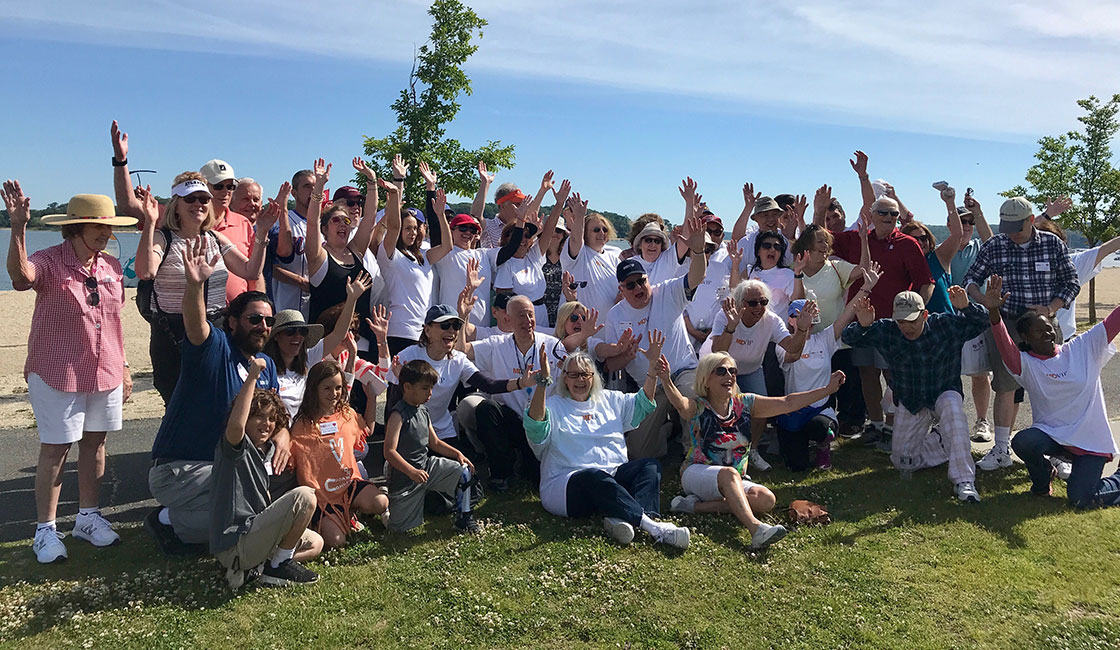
{"left": 33, "top": 527, "right": 67, "bottom": 564}
{"left": 971, "top": 418, "right": 993, "bottom": 442}
{"left": 670, "top": 494, "right": 700, "bottom": 514}
{"left": 955, "top": 481, "right": 981, "bottom": 503}
{"left": 1047, "top": 455, "right": 1073, "bottom": 480}
{"left": 602, "top": 517, "right": 635, "bottom": 546}
{"left": 72, "top": 511, "right": 121, "bottom": 547}
{"left": 976, "top": 448, "right": 1013, "bottom": 471}
{"left": 653, "top": 524, "right": 690, "bottom": 550}
{"left": 750, "top": 522, "right": 788, "bottom": 550}
{"left": 748, "top": 449, "right": 772, "bottom": 471}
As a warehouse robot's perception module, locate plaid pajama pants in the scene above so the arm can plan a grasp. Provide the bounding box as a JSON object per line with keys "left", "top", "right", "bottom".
{"left": 891, "top": 391, "right": 975, "bottom": 484}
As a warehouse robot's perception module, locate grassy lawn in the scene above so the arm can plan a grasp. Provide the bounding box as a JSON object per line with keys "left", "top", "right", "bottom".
{"left": 2, "top": 445, "right": 1119, "bottom": 649}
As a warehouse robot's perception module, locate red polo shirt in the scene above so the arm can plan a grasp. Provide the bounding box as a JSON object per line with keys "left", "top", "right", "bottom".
{"left": 831, "top": 228, "right": 933, "bottom": 317}
{"left": 212, "top": 208, "right": 256, "bottom": 303}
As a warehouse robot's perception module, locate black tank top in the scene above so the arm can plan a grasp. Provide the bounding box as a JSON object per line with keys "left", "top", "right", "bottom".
{"left": 309, "top": 249, "right": 374, "bottom": 343}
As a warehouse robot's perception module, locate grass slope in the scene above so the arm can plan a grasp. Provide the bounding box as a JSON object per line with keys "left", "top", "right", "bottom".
{"left": 2, "top": 445, "right": 1119, "bottom": 650}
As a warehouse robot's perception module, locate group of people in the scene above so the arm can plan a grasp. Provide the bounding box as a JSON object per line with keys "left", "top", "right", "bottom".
{"left": 6, "top": 120, "right": 1120, "bottom": 589}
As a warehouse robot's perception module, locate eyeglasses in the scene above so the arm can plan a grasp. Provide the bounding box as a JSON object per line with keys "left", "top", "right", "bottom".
{"left": 84, "top": 276, "right": 100, "bottom": 307}
{"left": 210, "top": 182, "right": 237, "bottom": 192}
{"left": 590, "top": 227, "right": 607, "bottom": 234}
{"left": 876, "top": 210, "right": 901, "bottom": 217}
{"left": 280, "top": 327, "right": 309, "bottom": 337}
{"left": 435, "top": 320, "right": 463, "bottom": 331}
{"left": 624, "top": 277, "right": 648, "bottom": 291}
{"left": 343, "top": 199, "right": 362, "bottom": 208}
{"left": 568, "top": 312, "right": 586, "bottom": 323}
{"left": 246, "top": 314, "right": 276, "bottom": 326}
{"left": 455, "top": 225, "right": 480, "bottom": 235}
{"left": 329, "top": 215, "right": 354, "bottom": 226}
{"left": 759, "top": 241, "right": 781, "bottom": 250}
{"left": 713, "top": 366, "right": 738, "bottom": 377}
{"left": 744, "top": 298, "right": 769, "bottom": 307}
{"left": 565, "top": 371, "right": 594, "bottom": 379}
{"left": 182, "top": 195, "right": 211, "bottom": 205}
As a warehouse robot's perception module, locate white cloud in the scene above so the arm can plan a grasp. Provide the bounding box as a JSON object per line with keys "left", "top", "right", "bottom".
{"left": 4, "top": 0, "right": 1118, "bottom": 138}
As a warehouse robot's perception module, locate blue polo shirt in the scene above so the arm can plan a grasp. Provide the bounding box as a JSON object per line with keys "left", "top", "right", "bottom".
{"left": 151, "top": 328, "right": 278, "bottom": 462}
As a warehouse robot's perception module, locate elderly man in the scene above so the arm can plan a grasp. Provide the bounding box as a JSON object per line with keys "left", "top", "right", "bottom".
{"left": 964, "top": 196, "right": 1079, "bottom": 470}
{"left": 594, "top": 214, "right": 708, "bottom": 459}
{"left": 231, "top": 178, "right": 263, "bottom": 223}
{"left": 201, "top": 160, "right": 261, "bottom": 302}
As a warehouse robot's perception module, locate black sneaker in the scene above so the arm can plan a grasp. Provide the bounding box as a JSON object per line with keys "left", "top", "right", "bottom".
{"left": 859, "top": 425, "right": 884, "bottom": 446}
{"left": 260, "top": 560, "right": 319, "bottom": 587}
{"left": 144, "top": 508, "right": 205, "bottom": 557}
{"left": 453, "top": 511, "right": 481, "bottom": 534}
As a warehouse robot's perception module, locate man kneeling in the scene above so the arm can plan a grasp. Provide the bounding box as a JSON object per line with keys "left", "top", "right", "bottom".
{"left": 842, "top": 287, "right": 989, "bottom": 502}
{"left": 210, "top": 358, "right": 323, "bottom": 589}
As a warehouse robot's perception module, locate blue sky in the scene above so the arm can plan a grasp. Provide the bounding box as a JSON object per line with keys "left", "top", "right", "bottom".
{"left": 2, "top": 0, "right": 1118, "bottom": 227}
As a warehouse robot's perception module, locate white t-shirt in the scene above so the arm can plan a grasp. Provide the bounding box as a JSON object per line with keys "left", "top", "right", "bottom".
{"left": 434, "top": 246, "right": 497, "bottom": 326}
{"left": 276, "top": 340, "right": 326, "bottom": 419}
{"left": 495, "top": 247, "right": 547, "bottom": 323}
{"left": 377, "top": 245, "right": 434, "bottom": 339}
{"left": 595, "top": 276, "right": 697, "bottom": 382}
{"left": 561, "top": 244, "right": 622, "bottom": 317}
{"left": 1058, "top": 247, "right": 1103, "bottom": 341}
{"left": 527, "top": 391, "right": 641, "bottom": 517}
{"left": 779, "top": 329, "right": 839, "bottom": 419}
{"left": 746, "top": 265, "right": 796, "bottom": 321}
{"left": 394, "top": 345, "right": 480, "bottom": 439}
{"left": 710, "top": 309, "right": 789, "bottom": 374}
{"left": 686, "top": 253, "right": 730, "bottom": 331}
{"left": 271, "top": 210, "right": 310, "bottom": 316}
{"left": 1014, "top": 323, "right": 1117, "bottom": 454}
{"left": 636, "top": 248, "right": 687, "bottom": 286}
{"left": 471, "top": 332, "right": 567, "bottom": 414}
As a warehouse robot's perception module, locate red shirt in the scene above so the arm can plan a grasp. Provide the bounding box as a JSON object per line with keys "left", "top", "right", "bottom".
{"left": 212, "top": 208, "right": 256, "bottom": 303}
{"left": 25, "top": 241, "right": 125, "bottom": 393}
{"left": 831, "top": 228, "right": 933, "bottom": 317}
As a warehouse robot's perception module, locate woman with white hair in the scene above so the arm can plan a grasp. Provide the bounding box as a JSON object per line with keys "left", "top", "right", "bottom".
{"left": 523, "top": 336, "right": 691, "bottom": 549}
{"left": 658, "top": 351, "right": 845, "bottom": 550}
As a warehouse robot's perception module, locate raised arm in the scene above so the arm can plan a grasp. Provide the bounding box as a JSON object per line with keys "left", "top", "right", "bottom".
{"left": 935, "top": 186, "right": 963, "bottom": 271}
{"left": 349, "top": 156, "right": 380, "bottom": 255}
{"left": 657, "top": 354, "right": 697, "bottom": 420}
{"left": 779, "top": 301, "right": 816, "bottom": 362}
{"left": 109, "top": 121, "right": 144, "bottom": 222}
{"left": 561, "top": 308, "right": 604, "bottom": 352}
{"left": 811, "top": 184, "right": 831, "bottom": 228}
{"left": 527, "top": 344, "right": 551, "bottom": 422}
{"left": 321, "top": 272, "right": 372, "bottom": 354}
{"left": 182, "top": 235, "right": 218, "bottom": 345}
{"left": 849, "top": 150, "right": 875, "bottom": 210}
{"left": 302, "top": 158, "right": 331, "bottom": 277}
{"left": 832, "top": 263, "right": 879, "bottom": 340}
{"left": 1094, "top": 235, "right": 1120, "bottom": 267}
{"left": 272, "top": 182, "right": 293, "bottom": 258}
{"left": 226, "top": 357, "right": 268, "bottom": 446}
{"left": 731, "top": 181, "right": 759, "bottom": 242}
{"left": 132, "top": 186, "right": 164, "bottom": 281}
{"left": 536, "top": 178, "right": 570, "bottom": 256}
{"left": 963, "top": 192, "right": 993, "bottom": 242}
{"left": 2, "top": 181, "right": 34, "bottom": 290}
{"left": 379, "top": 178, "right": 403, "bottom": 260}
{"left": 752, "top": 371, "right": 845, "bottom": 418}
{"left": 683, "top": 214, "right": 708, "bottom": 291}
{"left": 426, "top": 188, "right": 453, "bottom": 264}
{"left": 524, "top": 170, "right": 553, "bottom": 230}
{"left": 565, "top": 193, "right": 588, "bottom": 259}
{"left": 677, "top": 177, "right": 699, "bottom": 260}
{"left": 639, "top": 329, "right": 665, "bottom": 401}
{"left": 471, "top": 161, "right": 494, "bottom": 221}
{"left": 711, "top": 297, "right": 741, "bottom": 353}
{"left": 390, "top": 154, "right": 408, "bottom": 195}
{"left": 857, "top": 206, "right": 871, "bottom": 270}
{"left": 978, "top": 275, "right": 1020, "bottom": 373}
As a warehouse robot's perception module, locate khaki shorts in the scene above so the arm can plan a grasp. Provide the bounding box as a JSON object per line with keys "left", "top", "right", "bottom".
{"left": 214, "top": 486, "right": 318, "bottom": 571}
{"left": 387, "top": 456, "right": 465, "bottom": 533}
{"left": 986, "top": 314, "right": 1062, "bottom": 393}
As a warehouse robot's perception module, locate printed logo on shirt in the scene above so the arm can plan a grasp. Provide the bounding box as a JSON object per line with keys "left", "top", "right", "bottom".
{"left": 638, "top": 318, "right": 648, "bottom": 326}
{"left": 1045, "top": 371, "right": 1067, "bottom": 379}
{"left": 582, "top": 414, "right": 594, "bottom": 421}
{"left": 736, "top": 339, "right": 747, "bottom": 346}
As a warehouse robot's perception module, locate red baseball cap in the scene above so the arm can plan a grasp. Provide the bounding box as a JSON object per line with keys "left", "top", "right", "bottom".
{"left": 449, "top": 213, "right": 480, "bottom": 229}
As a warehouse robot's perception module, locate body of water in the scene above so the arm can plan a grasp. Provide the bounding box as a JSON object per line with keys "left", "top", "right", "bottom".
{"left": 0, "top": 229, "right": 142, "bottom": 291}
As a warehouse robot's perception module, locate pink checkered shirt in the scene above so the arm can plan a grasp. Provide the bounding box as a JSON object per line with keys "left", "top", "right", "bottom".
{"left": 24, "top": 242, "right": 126, "bottom": 393}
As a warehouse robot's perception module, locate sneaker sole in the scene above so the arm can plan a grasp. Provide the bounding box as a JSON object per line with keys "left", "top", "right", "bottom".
{"left": 36, "top": 552, "right": 67, "bottom": 564}
{"left": 71, "top": 529, "right": 121, "bottom": 548}
{"left": 603, "top": 520, "right": 635, "bottom": 546}
{"left": 259, "top": 573, "right": 319, "bottom": 587}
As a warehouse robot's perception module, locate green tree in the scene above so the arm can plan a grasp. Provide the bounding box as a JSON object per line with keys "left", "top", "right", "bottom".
{"left": 359, "top": 0, "right": 515, "bottom": 206}
{"left": 1005, "top": 94, "right": 1120, "bottom": 323}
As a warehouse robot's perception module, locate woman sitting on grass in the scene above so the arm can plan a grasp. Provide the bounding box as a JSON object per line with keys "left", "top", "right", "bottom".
{"left": 289, "top": 360, "right": 389, "bottom": 549}
{"left": 658, "top": 351, "right": 845, "bottom": 550}
{"left": 523, "top": 333, "right": 691, "bottom": 550}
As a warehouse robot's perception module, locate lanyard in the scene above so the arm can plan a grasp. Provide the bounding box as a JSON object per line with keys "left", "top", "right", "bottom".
{"left": 513, "top": 334, "right": 537, "bottom": 375}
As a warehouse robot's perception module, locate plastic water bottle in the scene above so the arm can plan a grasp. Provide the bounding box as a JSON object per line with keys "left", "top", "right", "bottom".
{"left": 805, "top": 289, "right": 821, "bottom": 324}
{"left": 899, "top": 455, "right": 915, "bottom": 480}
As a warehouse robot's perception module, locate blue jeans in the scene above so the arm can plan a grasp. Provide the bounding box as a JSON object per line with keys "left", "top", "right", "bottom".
{"left": 736, "top": 367, "right": 767, "bottom": 395}
{"left": 1011, "top": 427, "right": 1120, "bottom": 509}
{"left": 565, "top": 458, "right": 662, "bottom": 527}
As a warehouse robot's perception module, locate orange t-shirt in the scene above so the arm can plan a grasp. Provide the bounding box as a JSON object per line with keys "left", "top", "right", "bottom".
{"left": 290, "top": 408, "right": 366, "bottom": 525}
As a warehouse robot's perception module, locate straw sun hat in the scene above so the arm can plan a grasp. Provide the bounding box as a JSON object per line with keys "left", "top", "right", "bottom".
{"left": 40, "top": 194, "right": 138, "bottom": 227}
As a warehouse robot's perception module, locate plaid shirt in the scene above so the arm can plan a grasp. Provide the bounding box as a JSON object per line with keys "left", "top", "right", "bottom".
{"left": 962, "top": 229, "right": 1079, "bottom": 320}
{"left": 25, "top": 242, "right": 126, "bottom": 393}
{"left": 841, "top": 304, "right": 990, "bottom": 413}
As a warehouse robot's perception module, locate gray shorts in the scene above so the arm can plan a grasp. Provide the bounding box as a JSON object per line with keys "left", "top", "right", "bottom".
{"left": 387, "top": 456, "right": 465, "bottom": 533}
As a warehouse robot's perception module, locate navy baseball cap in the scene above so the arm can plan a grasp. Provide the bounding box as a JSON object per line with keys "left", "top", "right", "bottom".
{"left": 616, "top": 258, "right": 646, "bottom": 283}
{"left": 424, "top": 304, "right": 461, "bottom": 324}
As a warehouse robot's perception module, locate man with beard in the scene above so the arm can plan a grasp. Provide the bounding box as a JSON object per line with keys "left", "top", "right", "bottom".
{"left": 146, "top": 237, "right": 283, "bottom": 555}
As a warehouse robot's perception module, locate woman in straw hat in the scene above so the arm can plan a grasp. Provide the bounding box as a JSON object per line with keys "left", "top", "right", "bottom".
{"left": 3, "top": 180, "right": 136, "bottom": 564}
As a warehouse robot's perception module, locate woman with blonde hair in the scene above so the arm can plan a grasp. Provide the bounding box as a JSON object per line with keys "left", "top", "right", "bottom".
{"left": 561, "top": 198, "right": 623, "bottom": 317}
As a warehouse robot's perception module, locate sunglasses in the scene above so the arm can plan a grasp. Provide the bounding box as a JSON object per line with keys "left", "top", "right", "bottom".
{"left": 641, "top": 237, "right": 663, "bottom": 245}
{"left": 343, "top": 199, "right": 362, "bottom": 207}
{"left": 565, "top": 371, "right": 594, "bottom": 380}
{"left": 960, "top": 219, "right": 975, "bottom": 226}
{"left": 246, "top": 313, "right": 276, "bottom": 326}
{"left": 568, "top": 280, "right": 588, "bottom": 290}
{"left": 84, "top": 276, "right": 100, "bottom": 307}
{"left": 182, "top": 194, "right": 211, "bottom": 205}
{"left": 876, "top": 210, "right": 901, "bottom": 217}
{"left": 568, "top": 312, "right": 586, "bottom": 323}
{"left": 210, "top": 182, "right": 237, "bottom": 192}
{"left": 744, "top": 298, "right": 769, "bottom": 307}
{"left": 590, "top": 227, "right": 607, "bottom": 234}
{"left": 713, "top": 366, "right": 738, "bottom": 377}
{"left": 434, "top": 320, "right": 463, "bottom": 331}
{"left": 329, "top": 215, "right": 354, "bottom": 226}
{"left": 624, "top": 277, "right": 648, "bottom": 291}
{"left": 706, "top": 226, "right": 724, "bottom": 236}
{"left": 759, "top": 241, "right": 781, "bottom": 251}
{"left": 280, "top": 327, "right": 309, "bottom": 337}
{"left": 455, "top": 225, "right": 480, "bottom": 235}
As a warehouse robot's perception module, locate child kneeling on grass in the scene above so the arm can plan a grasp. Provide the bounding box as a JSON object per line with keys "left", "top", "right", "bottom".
{"left": 290, "top": 360, "right": 389, "bottom": 549}
{"left": 210, "top": 358, "right": 323, "bottom": 589}
{"left": 384, "top": 359, "right": 480, "bottom": 534}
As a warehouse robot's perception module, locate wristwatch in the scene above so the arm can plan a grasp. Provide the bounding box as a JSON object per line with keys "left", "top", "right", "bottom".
{"left": 111, "top": 157, "right": 128, "bottom": 167}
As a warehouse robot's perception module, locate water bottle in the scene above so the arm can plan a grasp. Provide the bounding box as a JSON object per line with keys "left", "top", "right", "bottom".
{"left": 805, "top": 289, "right": 821, "bottom": 324}
{"left": 899, "top": 455, "right": 915, "bottom": 481}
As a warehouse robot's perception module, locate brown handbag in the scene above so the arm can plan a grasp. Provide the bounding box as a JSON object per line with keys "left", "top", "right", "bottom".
{"left": 787, "top": 499, "right": 831, "bottom": 527}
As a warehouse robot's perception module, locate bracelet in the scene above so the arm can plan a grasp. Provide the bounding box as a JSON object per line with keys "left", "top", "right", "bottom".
{"left": 794, "top": 273, "right": 804, "bottom": 279}
{"left": 858, "top": 174, "right": 869, "bottom": 180}
{"left": 534, "top": 371, "right": 554, "bottom": 387}
{"left": 723, "top": 327, "right": 736, "bottom": 335}
{"left": 392, "top": 176, "right": 405, "bottom": 182}
{"left": 310, "top": 192, "right": 323, "bottom": 201}
{"left": 112, "top": 157, "right": 128, "bottom": 167}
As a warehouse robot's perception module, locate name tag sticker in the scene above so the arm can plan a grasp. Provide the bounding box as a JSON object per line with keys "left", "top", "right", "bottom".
{"left": 1035, "top": 262, "right": 1051, "bottom": 272}
{"left": 319, "top": 421, "right": 339, "bottom": 436}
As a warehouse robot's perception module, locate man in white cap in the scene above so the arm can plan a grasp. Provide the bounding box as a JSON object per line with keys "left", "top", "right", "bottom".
{"left": 201, "top": 159, "right": 261, "bottom": 301}
{"left": 964, "top": 196, "right": 1079, "bottom": 470}
{"left": 842, "top": 287, "right": 991, "bottom": 502}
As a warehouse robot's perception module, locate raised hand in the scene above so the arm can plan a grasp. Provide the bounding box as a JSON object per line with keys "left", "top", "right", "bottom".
{"left": 726, "top": 239, "right": 743, "bottom": 270}
{"left": 377, "top": 177, "right": 401, "bottom": 196}
{"left": 465, "top": 256, "right": 485, "bottom": 292}
{"left": 792, "top": 251, "right": 808, "bottom": 275}
{"left": 779, "top": 206, "right": 798, "bottom": 238}
{"left": 552, "top": 178, "right": 571, "bottom": 205}
{"left": 849, "top": 150, "right": 869, "bottom": 176}
{"left": 539, "top": 170, "right": 555, "bottom": 195}
{"left": 456, "top": 283, "right": 477, "bottom": 320}
{"left": 352, "top": 156, "right": 376, "bottom": 181}
{"left": 1044, "top": 196, "right": 1073, "bottom": 218}
{"left": 418, "top": 161, "right": 438, "bottom": 190}
{"left": 562, "top": 270, "right": 578, "bottom": 301}
{"left": 477, "top": 160, "right": 495, "bottom": 185}
{"left": 568, "top": 192, "right": 587, "bottom": 229}
{"left": 135, "top": 185, "right": 161, "bottom": 226}
{"left": 346, "top": 271, "right": 373, "bottom": 300}
{"left": 861, "top": 261, "right": 882, "bottom": 291}
{"left": 939, "top": 184, "right": 956, "bottom": 204}
{"left": 183, "top": 235, "right": 219, "bottom": 285}
{"left": 536, "top": 343, "right": 550, "bottom": 382}
{"left": 656, "top": 354, "right": 672, "bottom": 382}
{"left": 2, "top": 180, "right": 31, "bottom": 228}
{"left": 583, "top": 308, "right": 604, "bottom": 337}
{"left": 256, "top": 198, "right": 281, "bottom": 232}
{"left": 858, "top": 205, "right": 873, "bottom": 237}
{"left": 434, "top": 188, "right": 447, "bottom": 217}
{"left": 312, "top": 158, "right": 331, "bottom": 189}
{"left": 964, "top": 192, "right": 981, "bottom": 214}
{"left": 743, "top": 182, "right": 759, "bottom": 212}
{"left": 366, "top": 304, "right": 391, "bottom": 341}
{"left": 796, "top": 301, "right": 818, "bottom": 331}
{"left": 980, "top": 274, "right": 1009, "bottom": 311}
{"left": 342, "top": 330, "right": 358, "bottom": 358}
{"left": 826, "top": 370, "right": 846, "bottom": 393}
{"left": 855, "top": 295, "right": 875, "bottom": 327}
{"left": 813, "top": 184, "right": 832, "bottom": 216}
{"left": 948, "top": 285, "right": 970, "bottom": 311}
{"left": 721, "top": 296, "right": 742, "bottom": 329}
{"left": 883, "top": 182, "right": 898, "bottom": 200}
{"left": 274, "top": 181, "right": 292, "bottom": 207}
{"left": 684, "top": 214, "right": 705, "bottom": 252}
{"left": 110, "top": 120, "right": 128, "bottom": 161}
{"left": 679, "top": 177, "right": 698, "bottom": 204}
{"left": 642, "top": 329, "right": 666, "bottom": 364}
{"left": 793, "top": 194, "right": 808, "bottom": 224}
{"left": 390, "top": 354, "right": 402, "bottom": 378}
{"left": 391, "top": 153, "right": 408, "bottom": 179}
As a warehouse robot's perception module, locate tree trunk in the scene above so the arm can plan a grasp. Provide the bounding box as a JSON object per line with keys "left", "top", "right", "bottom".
{"left": 1089, "top": 276, "right": 1097, "bottom": 324}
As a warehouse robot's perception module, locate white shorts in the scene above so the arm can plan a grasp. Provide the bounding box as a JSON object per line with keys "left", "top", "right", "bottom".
{"left": 27, "top": 372, "right": 122, "bottom": 445}
{"left": 681, "top": 463, "right": 761, "bottom": 502}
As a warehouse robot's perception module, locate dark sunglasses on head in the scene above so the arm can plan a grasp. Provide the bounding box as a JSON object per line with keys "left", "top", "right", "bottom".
{"left": 713, "top": 366, "right": 738, "bottom": 377}
{"left": 280, "top": 326, "right": 309, "bottom": 337}
{"left": 246, "top": 314, "right": 276, "bottom": 326}
{"left": 455, "top": 225, "right": 480, "bottom": 234}
{"left": 433, "top": 320, "right": 463, "bottom": 331}
{"left": 624, "top": 277, "right": 648, "bottom": 291}
{"left": 590, "top": 226, "right": 607, "bottom": 234}
{"left": 210, "top": 182, "right": 237, "bottom": 192}
{"left": 744, "top": 298, "right": 769, "bottom": 307}
{"left": 876, "top": 209, "right": 901, "bottom": 217}
{"left": 84, "top": 276, "right": 100, "bottom": 307}
{"left": 343, "top": 199, "right": 362, "bottom": 207}
{"left": 182, "top": 194, "right": 211, "bottom": 205}
{"left": 568, "top": 312, "right": 586, "bottom": 323}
